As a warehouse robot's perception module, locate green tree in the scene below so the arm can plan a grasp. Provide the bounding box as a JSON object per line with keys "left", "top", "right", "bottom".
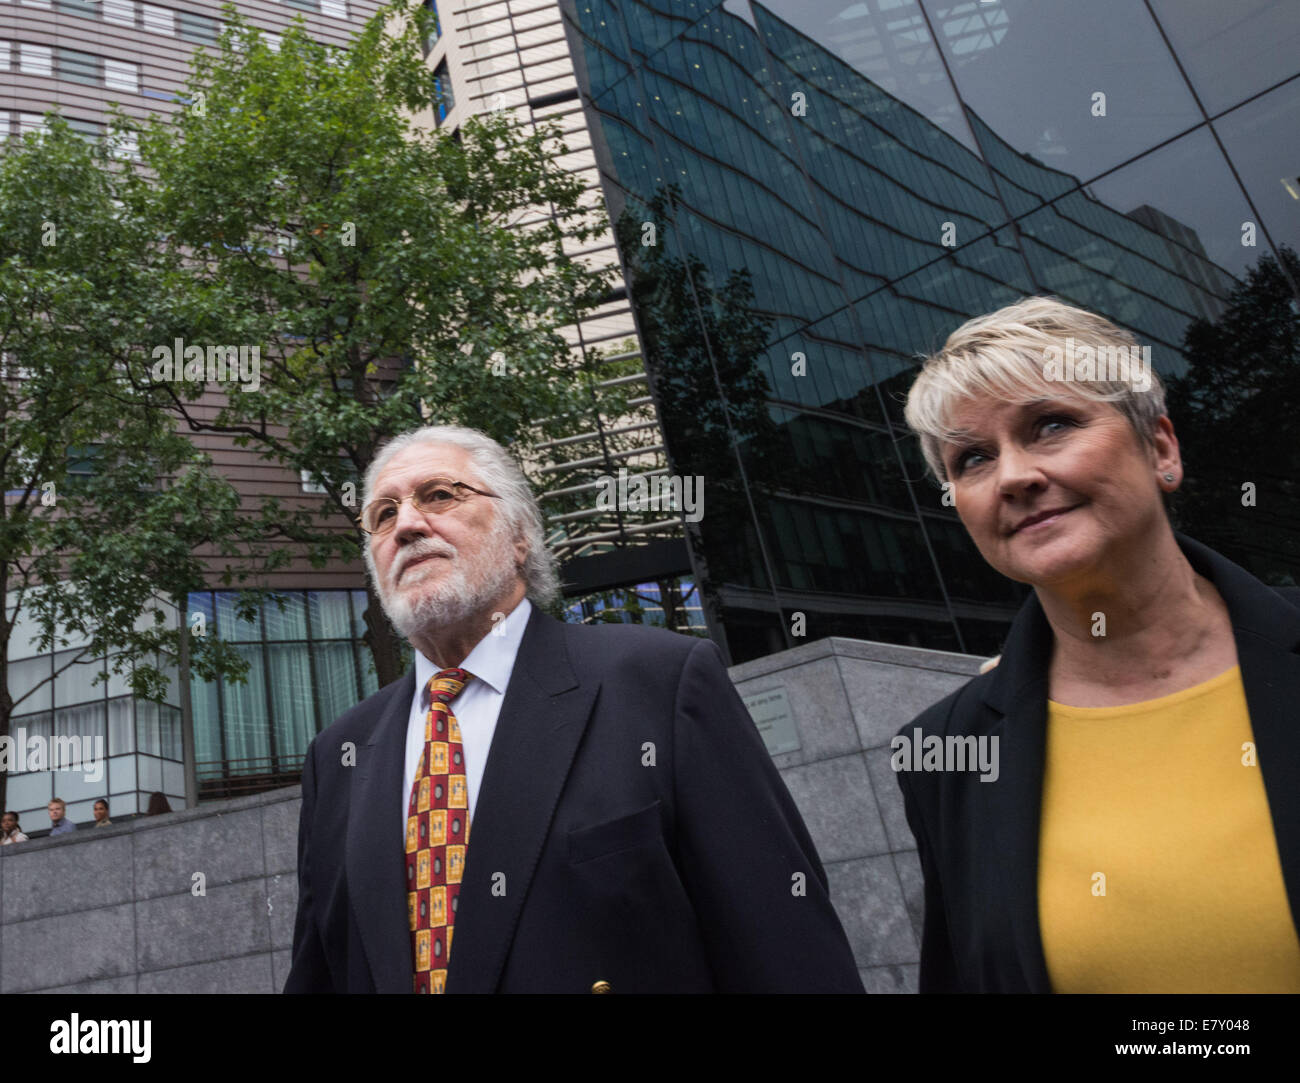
{"left": 0, "top": 119, "right": 269, "bottom": 811}
{"left": 124, "top": 1, "right": 613, "bottom": 686}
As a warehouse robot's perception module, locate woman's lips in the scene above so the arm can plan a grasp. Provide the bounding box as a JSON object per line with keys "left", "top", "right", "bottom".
{"left": 1012, "top": 506, "right": 1077, "bottom": 534}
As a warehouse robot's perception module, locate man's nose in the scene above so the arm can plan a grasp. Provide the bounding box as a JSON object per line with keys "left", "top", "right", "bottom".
{"left": 391, "top": 495, "right": 434, "bottom": 541}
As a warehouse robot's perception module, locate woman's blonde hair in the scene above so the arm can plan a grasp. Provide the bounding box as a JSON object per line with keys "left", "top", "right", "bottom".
{"left": 904, "top": 296, "right": 1167, "bottom": 481}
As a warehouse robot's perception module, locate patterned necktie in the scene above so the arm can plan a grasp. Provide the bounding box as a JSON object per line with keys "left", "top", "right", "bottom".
{"left": 407, "top": 667, "right": 472, "bottom": 994}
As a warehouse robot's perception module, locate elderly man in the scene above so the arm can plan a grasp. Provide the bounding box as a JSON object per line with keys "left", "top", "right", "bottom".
{"left": 285, "top": 425, "right": 862, "bottom": 994}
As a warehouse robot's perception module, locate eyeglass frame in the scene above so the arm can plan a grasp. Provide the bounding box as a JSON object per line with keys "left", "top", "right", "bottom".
{"left": 357, "top": 476, "right": 501, "bottom": 535}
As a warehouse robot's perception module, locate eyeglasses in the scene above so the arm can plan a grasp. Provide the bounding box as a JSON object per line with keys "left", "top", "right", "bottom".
{"left": 358, "top": 476, "right": 500, "bottom": 535}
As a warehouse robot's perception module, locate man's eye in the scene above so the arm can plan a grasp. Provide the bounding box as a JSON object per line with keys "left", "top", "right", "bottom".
{"left": 376, "top": 505, "right": 396, "bottom": 522}
{"left": 421, "top": 485, "right": 456, "bottom": 503}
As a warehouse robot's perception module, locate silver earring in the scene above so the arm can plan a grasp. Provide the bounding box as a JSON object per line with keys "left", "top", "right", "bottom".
{"left": 1163, "top": 472, "right": 1175, "bottom": 483}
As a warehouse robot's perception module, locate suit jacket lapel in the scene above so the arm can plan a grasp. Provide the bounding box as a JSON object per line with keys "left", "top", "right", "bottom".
{"left": 347, "top": 669, "right": 417, "bottom": 994}
{"left": 445, "top": 609, "right": 599, "bottom": 993}
{"left": 980, "top": 597, "right": 1054, "bottom": 993}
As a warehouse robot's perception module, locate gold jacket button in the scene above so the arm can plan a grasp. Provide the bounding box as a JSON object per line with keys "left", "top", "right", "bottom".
{"left": 590, "top": 980, "right": 612, "bottom": 994}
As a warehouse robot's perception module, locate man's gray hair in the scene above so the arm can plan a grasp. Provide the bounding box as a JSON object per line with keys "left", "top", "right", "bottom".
{"left": 362, "top": 425, "right": 561, "bottom": 607}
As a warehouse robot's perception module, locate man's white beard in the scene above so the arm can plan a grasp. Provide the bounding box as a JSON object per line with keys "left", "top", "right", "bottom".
{"left": 376, "top": 522, "right": 520, "bottom": 641}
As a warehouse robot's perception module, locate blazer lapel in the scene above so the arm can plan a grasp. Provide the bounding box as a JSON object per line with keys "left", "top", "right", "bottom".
{"left": 1178, "top": 535, "right": 1300, "bottom": 935}
{"left": 445, "top": 610, "right": 599, "bottom": 993}
{"left": 979, "top": 598, "right": 1055, "bottom": 993}
{"left": 347, "top": 669, "right": 417, "bottom": 994}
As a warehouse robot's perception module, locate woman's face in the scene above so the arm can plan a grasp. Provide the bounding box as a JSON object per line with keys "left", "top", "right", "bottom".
{"left": 941, "top": 393, "right": 1178, "bottom": 589}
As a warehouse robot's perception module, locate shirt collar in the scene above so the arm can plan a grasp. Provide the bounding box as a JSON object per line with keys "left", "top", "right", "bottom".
{"left": 413, "top": 597, "right": 533, "bottom": 701}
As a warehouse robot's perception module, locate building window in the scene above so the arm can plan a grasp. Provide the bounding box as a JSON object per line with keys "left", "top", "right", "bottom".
{"left": 189, "top": 589, "right": 378, "bottom": 797}
{"left": 285, "top": 0, "right": 321, "bottom": 13}
{"left": 19, "top": 44, "right": 53, "bottom": 77}
{"left": 142, "top": 3, "right": 175, "bottom": 36}
{"left": 55, "top": 0, "right": 100, "bottom": 17}
{"left": 104, "top": 59, "right": 140, "bottom": 94}
{"left": 321, "top": 0, "right": 348, "bottom": 18}
{"left": 434, "top": 60, "right": 454, "bottom": 124}
{"left": 110, "top": 130, "right": 140, "bottom": 161}
{"left": 65, "top": 444, "right": 102, "bottom": 480}
{"left": 56, "top": 47, "right": 103, "bottom": 88}
{"left": 0, "top": 43, "right": 9, "bottom": 72}
{"left": 421, "top": 0, "right": 439, "bottom": 55}
{"left": 103, "top": 0, "right": 137, "bottom": 26}
{"left": 177, "top": 12, "right": 219, "bottom": 45}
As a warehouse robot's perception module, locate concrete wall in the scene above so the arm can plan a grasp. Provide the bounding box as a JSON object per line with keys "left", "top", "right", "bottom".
{"left": 729, "top": 636, "right": 983, "bottom": 993}
{"left": 0, "top": 635, "right": 982, "bottom": 993}
{"left": 0, "top": 788, "right": 299, "bottom": 993}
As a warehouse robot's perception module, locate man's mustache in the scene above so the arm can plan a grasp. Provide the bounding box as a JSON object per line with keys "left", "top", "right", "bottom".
{"left": 391, "top": 538, "right": 458, "bottom": 584}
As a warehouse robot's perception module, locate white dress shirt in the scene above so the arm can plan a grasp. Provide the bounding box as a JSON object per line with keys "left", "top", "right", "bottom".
{"left": 402, "top": 597, "right": 532, "bottom": 838}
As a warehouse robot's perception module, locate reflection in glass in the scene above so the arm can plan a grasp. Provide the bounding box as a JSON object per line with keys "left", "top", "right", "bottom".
{"left": 1167, "top": 246, "right": 1300, "bottom": 584}
{"left": 924, "top": 0, "right": 1201, "bottom": 189}
{"left": 1149, "top": 0, "right": 1300, "bottom": 117}
{"left": 1214, "top": 82, "right": 1300, "bottom": 258}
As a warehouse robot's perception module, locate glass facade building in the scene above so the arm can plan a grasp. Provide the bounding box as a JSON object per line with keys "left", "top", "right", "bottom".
{"left": 561, "top": 0, "right": 1300, "bottom": 664}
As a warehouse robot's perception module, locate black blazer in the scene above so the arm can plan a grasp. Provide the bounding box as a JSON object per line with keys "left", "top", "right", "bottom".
{"left": 285, "top": 607, "right": 864, "bottom": 993}
{"left": 896, "top": 533, "right": 1300, "bottom": 993}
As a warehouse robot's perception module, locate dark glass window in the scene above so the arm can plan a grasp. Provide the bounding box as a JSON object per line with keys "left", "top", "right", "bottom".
{"left": 922, "top": 0, "right": 1201, "bottom": 195}
{"left": 178, "top": 12, "right": 220, "bottom": 45}
{"left": 434, "top": 60, "right": 454, "bottom": 123}
{"left": 55, "top": 0, "right": 100, "bottom": 18}
{"left": 56, "top": 48, "right": 103, "bottom": 87}
{"left": 1149, "top": 0, "right": 1300, "bottom": 117}
{"left": 422, "top": 0, "right": 440, "bottom": 55}
{"left": 1213, "top": 82, "right": 1300, "bottom": 259}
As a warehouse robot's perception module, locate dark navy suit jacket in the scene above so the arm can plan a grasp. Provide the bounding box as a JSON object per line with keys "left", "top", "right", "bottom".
{"left": 285, "top": 609, "right": 864, "bottom": 993}
{"left": 896, "top": 533, "right": 1300, "bottom": 992}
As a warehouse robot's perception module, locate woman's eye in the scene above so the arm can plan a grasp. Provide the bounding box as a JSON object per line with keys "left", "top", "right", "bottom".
{"left": 1038, "top": 414, "right": 1075, "bottom": 435}
{"left": 954, "top": 449, "right": 987, "bottom": 473}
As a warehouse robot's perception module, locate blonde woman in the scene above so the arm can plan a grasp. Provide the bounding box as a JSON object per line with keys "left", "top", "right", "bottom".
{"left": 895, "top": 296, "right": 1300, "bottom": 993}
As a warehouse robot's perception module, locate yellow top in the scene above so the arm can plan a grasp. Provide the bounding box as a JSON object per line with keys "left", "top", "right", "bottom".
{"left": 1038, "top": 665, "right": 1300, "bottom": 992}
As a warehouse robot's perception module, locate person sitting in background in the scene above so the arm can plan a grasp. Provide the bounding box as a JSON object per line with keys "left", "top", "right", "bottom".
{"left": 145, "top": 792, "right": 172, "bottom": 816}
{"left": 1, "top": 811, "right": 28, "bottom": 845}
{"left": 897, "top": 295, "right": 1300, "bottom": 993}
{"left": 92, "top": 799, "right": 112, "bottom": 827}
{"left": 47, "top": 798, "right": 76, "bottom": 837}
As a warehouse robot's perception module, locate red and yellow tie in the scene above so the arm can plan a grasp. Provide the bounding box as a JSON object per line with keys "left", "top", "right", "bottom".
{"left": 406, "top": 668, "right": 471, "bottom": 994}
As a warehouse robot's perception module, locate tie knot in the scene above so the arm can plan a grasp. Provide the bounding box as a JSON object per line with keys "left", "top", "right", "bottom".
{"left": 428, "top": 668, "right": 471, "bottom": 704}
